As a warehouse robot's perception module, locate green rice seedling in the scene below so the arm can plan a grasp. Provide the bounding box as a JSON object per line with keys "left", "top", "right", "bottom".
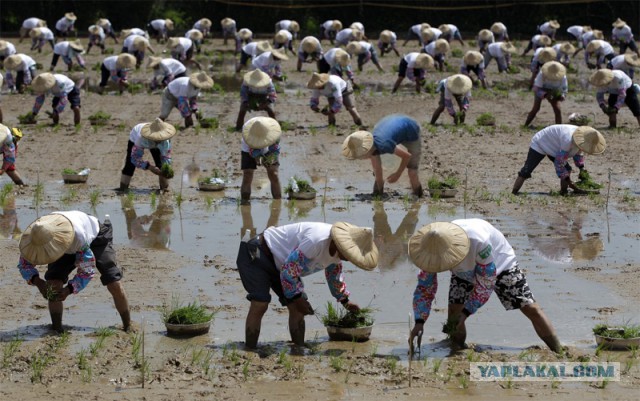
{"left": 77, "top": 348, "right": 88, "bottom": 370}
{"left": 476, "top": 112, "right": 496, "bottom": 126}
{"left": 242, "top": 360, "right": 251, "bottom": 380}
{"left": 293, "top": 363, "right": 305, "bottom": 379}
{"left": 466, "top": 349, "right": 481, "bottom": 362}
{"left": 386, "top": 356, "right": 398, "bottom": 375}
{"left": 309, "top": 125, "right": 317, "bottom": 136}
{"left": 89, "top": 189, "right": 101, "bottom": 208}
{"left": 630, "top": 345, "right": 639, "bottom": 359}
{"left": 61, "top": 187, "right": 78, "bottom": 205}
{"left": 551, "top": 380, "right": 560, "bottom": 389}
{"left": 89, "top": 336, "right": 106, "bottom": 357}
{"left": 624, "top": 359, "right": 634, "bottom": 374}
{"left": 431, "top": 358, "right": 443, "bottom": 374}
{"left": 505, "top": 376, "right": 514, "bottom": 389}
{"left": 330, "top": 353, "right": 345, "bottom": 372}
{"left": 458, "top": 374, "right": 469, "bottom": 389}
{"left": 53, "top": 330, "right": 70, "bottom": 351}
{"left": 277, "top": 349, "right": 288, "bottom": 365}
{"left": 621, "top": 190, "right": 635, "bottom": 204}
{"left": 369, "top": 343, "right": 379, "bottom": 357}
{"left": 96, "top": 326, "right": 115, "bottom": 339}
{"left": 150, "top": 191, "right": 157, "bottom": 210}
{"left": 81, "top": 365, "right": 93, "bottom": 382}
{"left": 174, "top": 193, "right": 183, "bottom": 208}
{"left": 320, "top": 301, "right": 374, "bottom": 328}
{"left": 18, "top": 111, "right": 37, "bottom": 124}
{"left": 88, "top": 111, "right": 111, "bottom": 126}
{"left": 162, "top": 296, "right": 215, "bottom": 325}
{"left": 32, "top": 182, "right": 44, "bottom": 208}
{"left": 279, "top": 121, "right": 295, "bottom": 131}
{"left": 597, "top": 379, "right": 609, "bottom": 389}
{"left": 451, "top": 48, "right": 464, "bottom": 58}
{"left": 343, "top": 195, "right": 351, "bottom": 210}
{"left": 61, "top": 168, "right": 78, "bottom": 175}
{"left": 30, "top": 353, "right": 51, "bottom": 383}
{"left": 2, "top": 335, "right": 23, "bottom": 368}
{"left": 161, "top": 163, "right": 174, "bottom": 179}
{"left": 204, "top": 196, "right": 213, "bottom": 210}
{"left": 229, "top": 344, "right": 240, "bottom": 365}
{"left": 444, "top": 365, "right": 455, "bottom": 383}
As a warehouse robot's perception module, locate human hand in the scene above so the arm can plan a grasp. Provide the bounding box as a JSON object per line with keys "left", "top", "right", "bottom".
{"left": 292, "top": 297, "right": 315, "bottom": 315}
{"left": 34, "top": 277, "right": 50, "bottom": 299}
{"left": 409, "top": 323, "right": 424, "bottom": 355}
{"left": 311, "top": 107, "right": 320, "bottom": 113}
{"left": 342, "top": 301, "right": 360, "bottom": 312}
{"left": 54, "top": 286, "right": 73, "bottom": 302}
{"left": 387, "top": 172, "right": 401, "bottom": 183}
{"left": 149, "top": 165, "right": 161, "bottom": 176}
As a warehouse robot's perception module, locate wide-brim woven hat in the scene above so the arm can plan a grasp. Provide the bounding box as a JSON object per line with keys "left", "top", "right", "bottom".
{"left": 147, "top": 56, "right": 163, "bottom": 68}
{"left": 549, "top": 20, "right": 560, "bottom": 29}
{"left": 560, "top": 42, "right": 576, "bottom": 55}
{"left": 463, "top": 50, "right": 483, "bottom": 65}
{"left": 538, "top": 47, "right": 557, "bottom": 64}
{"left": 624, "top": 53, "right": 640, "bottom": 67}
{"left": 612, "top": 18, "right": 626, "bottom": 29}
{"left": 243, "top": 69, "right": 271, "bottom": 90}
{"left": 500, "top": 42, "right": 517, "bottom": 53}
{"left": 88, "top": 25, "right": 102, "bottom": 35}
{"left": 97, "top": 18, "right": 110, "bottom": 27}
{"left": 438, "top": 24, "right": 451, "bottom": 34}
{"left": 121, "top": 29, "right": 132, "bottom": 38}
{"left": 334, "top": 49, "right": 350, "bottom": 67}
{"left": 331, "top": 222, "right": 378, "bottom": 271}
{"left": 69, "top": 39, "right": 84, "bottom": 52}
{"left": 421, "top": 28, "right": 436, "bottom": 43}
{"left": 301, "top": 37, "right": 319, "bottom": 53}
{"left": 420, "top": 22, "right": 431, "bottom": 30}
{"left": 332, "top": 20, "right": 343, "bottom": 31}
{"left": 0, "top": 40, "right": 8, "bottom": 52}
{"left": 270, "top": 48, "right": 289, "bottom": 61}
{"left": 435, "top": 39, "right": 450, "bottom": 54}
{"left": 541, "top": 61, "right": 566, "bottom": 81}
{"left": 165, "top": 19, "right": 174, "bottom": 30}
{"left": 592, "top": 30, "right": 604, "bottom": 40}
{"left": 167, "top": 37, "right": 181, "bottom": 49}
{"left": 586, "top": 40, "right": 601, "bottom": 53}
{"left": 4, "top": 55, "right": 23, "bottom": 70}
{"left": 538, "top": 35, "right": 552, "bottom": 46}
{"left": 116, "top": 53, "right": 136, "bottom": 69}
{"left": 446, "top": 74, "right": 472, "bottom": 95}
{"left": 379, "top": 30, "right": 393, "bottom": 44}
{"left": 342, "top": 131, "right": 374, "bottom": 160}
{"left": 479, "top": 29, "right": 493, "bottom": 41}
{"left": 141, "top": 118, "right": 177, "bottom": 141}
{"left": 588, "top": 69, "right": 614, "bottom": 87}
{"left": 238, "top": 28, "right": 252, "bottom": 40}
{"left": 275, "top": 30, "right": 289, "bottom": 44}
{"left": 408, "top": 222, "right": 470, "bottom": 273}
{"left": 36, "top": 19, "right": 47, "bottom": 27}
{"left": 198, "top": 18, "right": 212, "bottom": 28}
{"left": 351, "top": 29, "right": 364, "bottom": 41}
{"left": 415, "top": 53, "right": 434, "bottom": 69}
{"left": 346, "top": 41, "right": 362, "bottom": 55}
{"left": 29, "top": 28, "right": 43, "bottom": 38}
{"left": 491, "top": 22, "right": 506, "bottom": 34}
{"left": 20, "top": 214, "right": 74, "bottom": 265}
{"left": 289, "top": 21, "right": 300, "bottom": 32}
{"left": 189, "top": 30, "right": 204, "bottom": 41}
{"left": 133, "top": 36, "right": 148, "bottom": 51}
{"left": 189, "top": 72, "right": 214, "bottom": 89}
{"left": 65, "top": 12, "right": 77, "bottom": 21}
{"left": 572, "top": 126, "right": 606, "bottom": 155}
{"left": 32, "top": 73, "right": 57, "bottom": 93}
{"left": 242, "top": 116, "right": 282, "bottom": 149}
{"left": 582, "top": 25, "right": 592, "bottom": 32}
{"left": 221, "top": 18, "right": 235, "bottom": 28}
{"left": 307, "top": 72, "right": 330, "bottom": 89}
{"left": 256, "top": 40, "right": 272, "bottom": 54}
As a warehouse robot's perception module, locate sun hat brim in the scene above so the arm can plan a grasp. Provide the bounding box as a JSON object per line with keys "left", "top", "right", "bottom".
{"left": 32, "top": 73, "right": 57, "bottom": 93}
{"left": 116, "top": 54, "right": 136, "bottom": 69}
{"left": 572, "top": 126, "right": 606, "bottom": 155}
{"left": 243, "top": 69, "right": 271, "bottom": 90}
{"left": 541, "top": 61, "right": 566, "bottom": 81}
{"left": 331, "top": 222, "right": 378, "bottom": 271}
{"left": 307, "top": 73, "right": 330, "bottom": 89}
{"left": 408, "top": 222, "right": 470, "bottom": 273}
{"left": 141, "top": 119, "right": 177, "bottom": 141}
{"left": 588, "top": 69, "right": 614, "bottom": 87}
{"left": 446, "top": 74, "right": 472, "bottom": 95}
{"left": 20, "top": 214, "right": 74, "bottom": 265}
{"left": 189, "top": 72, "right": 214, "bottom": 89}
{"left": 463, "top": 51, "right": 483, "bottom": 65}
{"left": 242, "top": 117, "right": 282, "bottom": 149}
{"left": 342, "top": 131, "right": 374, "bottom": 160}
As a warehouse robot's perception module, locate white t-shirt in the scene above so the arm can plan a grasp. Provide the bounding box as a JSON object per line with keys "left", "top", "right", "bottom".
{"left": 566, "top": 25, "right": 583, "bottom": 39}
{"left": 242, "top": 42, "right": 260, "bottom": 56}
{"left": 0, "top": 42, "right": 16, "bottom": 57}
{"left": 410, "top": 24, "right": 423, "bottom": 36}
{"left": 174, "top": 37, "right": 192, "bottom": 52}
{"left": 539, "top": 22, "right": 556, "bottom": 36}
{"left": 336, "top": 28, "right": 354, "bottom": 44}
{"left": 264, "top": 222, "right": 340, "bottom": 273}
{"left": 597, "top": 69, "right": 632, "bottom": 94}
{"left": 487, "top": 42, "right": 505, "bottom": 58}
{"left": 323, "top": 48, "right": 345, "bottom": 67}
{"left": 612, "top": 25, "right": 633, "bottom": 42}
{"left": 449, "top": 219, "right": 517, "bottom": 277}
{"left": 530, "top": 124, "right": 579, "bottom": 157}
{"left": 167, "top": 76, "right": 199, "bottom": 98}
{"left": 55, "top": 17, "right": 74, "bottom": 32}
{"left": 609, "top": 54, "right": 631, "bottom": 71}
{"left": 53, "top": 211, "right": 100, "bottom": 253}
{"left": 322, "top": 20, "right": 335, "bottom": 31}
{"left": 251, "top": 52, "right": 277, "bottom": 71}
{"left": 150, "top": 19, "right": 167, "bottom": 31}
{"left": 533, "top": 72, "right": 568, "bottom": 92}
{"left": 102, "top": 55, "right": 119, "bottom": 71}
{"left": 276, "top": 20, "right": 292, "bottom": 31}
{"left": 54, "top": 41, "right": 76, "bottom": 57}
{"left": 589, "top": 40, "right": 614, "bottom": 57}
{"left": 22, "top": 18, "right": 43, "bottom": 29}
{"left": 158, "top": 58, "right": 186, "bottom": 77}
{"left": 404, "top": 52, "right": 421, "bottom": 68}
{"left": 11, "top": 54, "right": 37, "bottom": 71}
{"left": 184, "top": 29, "right": 201, "bottom": 40}
{"left": 127, "top": 28, "right": 147, "bottom": 37}
{"left": 39, "top": 27, "right": 55, "bottom": 40}
{"left": 276, "top": 29, "right": 293, "bottom": 42}
{"left": 311, "top": 74, "right": 347, "bottom": 99}
{"left": 50, "top": 74, "right": 76, "bottom": 96}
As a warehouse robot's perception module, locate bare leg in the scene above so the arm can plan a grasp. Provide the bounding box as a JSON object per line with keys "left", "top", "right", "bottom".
{"left": 6, "top": 170, "right": 25, "bottom": 186}
{"left": 550, "top": 99, "right": 562, "bottom": 124}
{"left": 106, "top": 281, "right": 131, "bottom": 331}
{"left": 391, "top": 76, "right": 404, "bottom": 93}
{"left": 512, "top": 175, "right": 526, "bottom": 194}
{"left": 72, "top": 107, "right": 81, "bottom": 125}
{"left": 245, "top": 301, "right": 269, "bottom": 349}
{"left": 235, "top": 102, "right": 249, "bottom": 131}
{"left": 520, "top": 303, "right": 562, "bottom": 353}
{"left": 47, "top": 280, "right": 65, "bottom": 332}
{"left": 524, "top": 96, "right": 542, "bottom": 127}
{"left": 370, "top": 155, "right": 385, "bottom": 196}
{"left": 608, "top": 112, "right": 617, "bottom": 128}
{"left": 286, "top": 304, "right": 306, "bottom": 346}
{"left": 241, "top": 169, "right": 254, "bottom": 203}
{"left": 265, "top": 165, "right": 281, "bottom": 199}
{"left": 407, "top": 168, "right": 422, "bottom": 197}
{"left": 347, "top": 107, "right": 363, "bottom": 125}
{"left": 430, "top": 105, "right": 445, "bottom": 125}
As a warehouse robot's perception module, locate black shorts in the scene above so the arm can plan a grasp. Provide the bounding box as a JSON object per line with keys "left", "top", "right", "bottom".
{"left": 121, "top": 140, "right": 162, "bottom": 176}
{"left": 518, "top": 147, "right": 570, "bottom": 179}
{"left": 44, "top": 222, "right": 123, "bottom": 286}
{"left": 608, "top": 87, "right": 640, "bottom": 117}
{"left": 317, "top": 57, "right": 330, "bottom": 74}
{"left": 241, "top": 150, "right": 280, "bottom": 170}
{"left": 52, "top": 86, "right": 81, "bottom": 109}
{"left": 448, "top": 266, "right": 535, "bottom": 311}
{"left": 99, "top": 63, "right": 111, "bottom": 87}
{"left": 398, "top": 58, "right": 408, "bottom": 77}
{"left": 236, "top": 236, "right": 287, "bottom": 305}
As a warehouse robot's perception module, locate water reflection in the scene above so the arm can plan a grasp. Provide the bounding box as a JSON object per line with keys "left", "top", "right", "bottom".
{"left": 121, "top": 195, "right": 173, "bottom": 250}
{"left": 373, "top": 202, "right": 421, "bottom": 271}
{"left": 527, "top": 210, "right": 604, "bottom": 263}
{"left": 182, "top": 155, "right": 201, "bottom": 186}
{"left": 0, "top": 197, "right": 21, "bottom": 240}
{"left": 240, "top": 199, "right": 282, "bottom": 238}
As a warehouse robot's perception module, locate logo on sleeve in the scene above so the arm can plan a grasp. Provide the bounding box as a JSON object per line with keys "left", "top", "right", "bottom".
{"left": 479, "top": 244, "right": 492, "bottom": 259}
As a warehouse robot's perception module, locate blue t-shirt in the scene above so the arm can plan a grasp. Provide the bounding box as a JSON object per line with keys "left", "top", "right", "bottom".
{"left": 372, "top": 114, "right": 421, "bottom": 155}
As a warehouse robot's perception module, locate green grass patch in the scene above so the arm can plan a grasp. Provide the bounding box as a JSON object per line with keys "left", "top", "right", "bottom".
{"left": 320, "top": 301, "right": 374, "bottom": 328}
{"left": 593, "top": 324, "right": 640, "bottom": 339}
{"left": 162, "top": 297, "right": 215, "bottom": 325}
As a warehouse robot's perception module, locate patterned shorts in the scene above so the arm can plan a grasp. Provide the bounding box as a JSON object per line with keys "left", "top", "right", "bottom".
{"left": 448, "top": 265, "right": 535, "bottom": 311}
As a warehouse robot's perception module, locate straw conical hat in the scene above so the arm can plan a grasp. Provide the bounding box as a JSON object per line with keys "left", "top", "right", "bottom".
{"left": 434, "top": 39, "right": 449, "bottom": 54}
{"left": 446, "top": 74, "right": 472, "bottom": 95}
{"left": 548, "top": 20, "right": 560, "bottom": 29}
{"left": 332, "top": 20, "right": 342, "bottom": 31}
{"left": 29, "top": 28, "right": 43, "bottom": 38}
{"left": 167, "top": 37, "right": 181, "bottom": 49}
{"left": 270, "top": 48, "right": 289, "bottom": 61}
{"left": 537, "top": 47, "right": 557, "bottom": 64}
{"left": 408, "top": 222, "right": 470, "bottom": 273}
{"left": 256, "top": 41, "right": 271, "bottom": 54}
{"left": 121, "top": 29, "right": 132, "bottom": 38}
{"left": 165, "top": 19, "right": 174, "bottom": 30}
{"left": 289, "top": 21, "right": 300, "bottom": 32}
{"left": 612, "top": 18, "right": 625, "bottom": 29}
{"left": 346, "top": 41, "right": 362, "bottom": 55}
{"left": 420, "top": 23, "right": 431, "bottom": 30}
{"left": 141, "top": 118, "right": 176, "bottom": 141}
{"left": 65, "top": 12, "right": 77, "bottom": 21}
{"left": 88, "top": 25, "right": 102, "bottom": 35}
{"left": 541, "top": 61, "right": 566, "bottom": 81}
{"left": 4, "top": 55, "right": 23, "bottom": 70}
{"left": 586, "top": 40, "right": 602, "bottom": 53}
{"left": 331, "top": 222, "right": 379, "bottom": 271}
{"left": 415, "top": 53, "right": 434, "bottom": 69}
{"left": 275, "top": 30, "right": 289, "bottom": 44}
{"left": 189, "top": 72, "right": 214, "bottom": 89}
{"left": 438, "top": 24, "right": 451, "bottom": 34}
{"left": 0, "top": 40, "right": 9, "bottom": 52}
{"left": 32, "top": 73, "right": 57, "bottom": 93}
{"left": 198, "top": 18, "right": 212, "bottom": 28}
{"left": 351, "top": 29, "right": 364, "bottom": 41}
{"left": 116, "top": 53, "right": 136, "bottom": 69}
{"left": 307, "top": 72, "right": 330, "bottom": 89}
{"left": 538, "top": 35, "right": 552, "bottom": 46}
{"left": 238, "top": 28, "right": 252, "bottom": 40}
{"left": 379, "top": 30, "right": 393, "bottom": 44}
{"left": 68, "top": 39, "right": 84, "bottom": 52}
{"left": 624, "top": 53, "right": 640, "bottom": 67}
{"left": 20, "top": 214, "right": 74, "bottom": 265}
{"left": 588, "top": 69, "right": 614, "bottom": 87}
{"left": 132, "top": 36, "right": 148, "bottom": 51}
{"left": 221, "top": 18, "right": 235, "bottom": 28}
{"left": 147, "top": 56, "right": 163, "bottom": 68}
{"left": 96, "top": 18, "right": 110, "bottom": 27}
{"left": 478, "top": 29, "right": 493, "bottom": 41}
{"left": 243, "top": 69, "right": 271, "bottom": 90}
{"left": 36, "top": 19, "right": 47, "bottom": 27}
{"left": 334, "top": 49, "right": 350, "bottom": 67}
{"left": 500, "top": 42, "right": 517, "bottom": 53}
{"left": 572, "top": 126, "right": 606, "bottom": 155}
{"left": 342, "top": 131, "right": 373, "bottom": 159}
{"left": 301, "top": 36, "right": 320, "bottom": 53}
{"left": 491, "top": 22, "right": 506, "bottom": 34}
{"left": 188, "top": 30, "right": 203, "bottom": 41}
{"left": 463, "top": 50, "right": 483, "bottom": 65}
{"left": 559, "top": 42, "right": 576, "bottom": 55}
{"left": 242, "top": 116, "right": 282, "bottom": 149}
{"left": 421, "top": 28, "right": 436, "bottom": 43}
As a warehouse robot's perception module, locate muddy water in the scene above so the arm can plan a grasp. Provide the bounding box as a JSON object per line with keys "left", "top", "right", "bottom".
{"left": 3, "top": 188, "right": 638, "bottom": 356}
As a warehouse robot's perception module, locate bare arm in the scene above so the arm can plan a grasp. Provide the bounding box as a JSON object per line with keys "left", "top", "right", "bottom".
{"left": 387, "top": 145, "right": 412, "bottom": 183}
